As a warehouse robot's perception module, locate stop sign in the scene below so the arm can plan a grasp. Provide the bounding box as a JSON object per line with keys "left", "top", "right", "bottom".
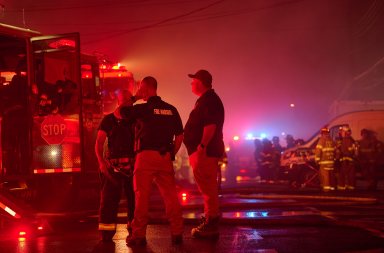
{"left": 41, "top": 114, "right": 67, "bottom": 145}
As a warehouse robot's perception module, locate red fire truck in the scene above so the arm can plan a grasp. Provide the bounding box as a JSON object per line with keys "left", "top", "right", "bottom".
{"left": 0, "top": 23, "right": 106, "bottom": 235}
{"left": 99, "top": 62, "right": 135, "bottom": 114}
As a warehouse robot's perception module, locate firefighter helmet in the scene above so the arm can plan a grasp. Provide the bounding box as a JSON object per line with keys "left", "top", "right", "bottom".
{"left": 320, "top": 127, "right": 330, "bottom": 134}
{"left": 342, "top": 126, "right": 351, "bottom": 133}
{"left": 361, "top": 128, "right": 369, "bottom": 136}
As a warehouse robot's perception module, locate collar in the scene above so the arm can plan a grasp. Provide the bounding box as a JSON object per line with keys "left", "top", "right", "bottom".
{"left": 147, "top": 96, "right": 161, "bottom": 103}
{"left": 198, "top": 89, "right": 214, "bottom": 100}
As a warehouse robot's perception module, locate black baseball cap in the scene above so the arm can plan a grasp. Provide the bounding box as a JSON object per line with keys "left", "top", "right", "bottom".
{"left": 188, "top": 69, "right": 212, "bottom": 86}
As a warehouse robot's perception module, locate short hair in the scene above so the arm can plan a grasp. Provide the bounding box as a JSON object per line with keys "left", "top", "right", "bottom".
{"left": 142, "top": 76, "right": 157, "bottom": 90}
{"left": 115, "top": 89, "right": 132, "bottom": 106}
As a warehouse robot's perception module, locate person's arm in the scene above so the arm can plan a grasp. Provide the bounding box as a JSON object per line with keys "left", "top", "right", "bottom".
{"left": 95, "top": 130, "right": 111, "bottom": 177}
{"left": 173, "top": 133, "right": 184, "bottom": 155}
{"left": 198, "top": 124, "right": 216, "bottom": 153}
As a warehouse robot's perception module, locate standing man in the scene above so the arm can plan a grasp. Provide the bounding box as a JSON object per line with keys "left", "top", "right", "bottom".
{"left": 95, "top": 89, "right": 135, "bottom": 242}
{"left": 315, "top": 127, "right": 336, "bottom": 192}
{"left": 184, "top": 69, "right": 225, "bottom": 239}
{"left": 123, "top": 76, "right": 184, "bottom": 246}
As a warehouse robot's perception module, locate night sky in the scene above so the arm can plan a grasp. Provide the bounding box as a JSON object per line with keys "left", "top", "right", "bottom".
{"left": 2, "top": 0, "right": 383, "bottom": 144}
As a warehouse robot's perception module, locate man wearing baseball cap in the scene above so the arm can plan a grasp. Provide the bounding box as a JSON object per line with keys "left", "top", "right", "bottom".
{"left": 184, "top": 69, "right": 225, "bottom": 239}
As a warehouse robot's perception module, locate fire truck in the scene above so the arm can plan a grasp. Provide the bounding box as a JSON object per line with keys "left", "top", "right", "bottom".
{"left": 0, "top": 23, "right": 110, "bottom": 236}
{"left": 99, "top": 62, "right": 135, "bottom": 114}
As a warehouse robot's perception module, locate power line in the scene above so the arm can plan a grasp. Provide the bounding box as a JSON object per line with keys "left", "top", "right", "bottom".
{"left": 78, "top": 0, "right": 305, "bottom": 43}
{"left": 6, "top": 0, "right": 204, "bottom": 12}
{"left": 82, "top": 0, "right": 225, "bottom": 44}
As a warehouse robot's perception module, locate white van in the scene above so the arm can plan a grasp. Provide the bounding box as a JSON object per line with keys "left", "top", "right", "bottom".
{"left": 280, "top": 110, "right": 384, "bottom": 186}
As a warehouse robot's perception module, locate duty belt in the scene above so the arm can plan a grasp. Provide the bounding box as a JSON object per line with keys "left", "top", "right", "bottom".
{"left": 108, "top": 157, "right": 134, "bottom": 177}
{"left": 109, "top": 157, "right": 133, "bottom": 163}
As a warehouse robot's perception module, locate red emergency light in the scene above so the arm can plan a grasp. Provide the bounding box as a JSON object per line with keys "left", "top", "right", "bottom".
{"left": 15, "top": 223, "right": 46, "bottom": 238}
{"left": 180, "top": 192, "right": 188, "bottom": 202}
{"left": 48, "top": 39, "right": 76, "bottom": 49}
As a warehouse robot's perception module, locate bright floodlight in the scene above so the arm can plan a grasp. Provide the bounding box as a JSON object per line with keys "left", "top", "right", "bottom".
{"left": 245, "top": 133, "right": 254, "bottom": 140}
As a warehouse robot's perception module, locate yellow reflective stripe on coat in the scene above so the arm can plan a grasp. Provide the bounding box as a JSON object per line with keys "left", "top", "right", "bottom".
{"left": 322, "top": 147, "right": 335, "bottom": 152}
{"left": 319, "top": 160, "right": 334, "bottom": 165}
{"left": 98, "top": 223, "right": 116, "bottom": 231}
{"left": 341, "top": 157, "right": 353, "bottom": 161}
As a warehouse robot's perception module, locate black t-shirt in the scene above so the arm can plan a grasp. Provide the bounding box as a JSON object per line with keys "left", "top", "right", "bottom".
{"left": 184, "top": 89, "right": 225, "bottom": 157}
{"left": 121, "top": 96, "right": 183, "bottom": 151}
{"left": 98, "top": 113, "right": 135, "bottom": 158}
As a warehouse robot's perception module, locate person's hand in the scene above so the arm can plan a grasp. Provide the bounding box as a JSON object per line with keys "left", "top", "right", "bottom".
{"left": 99, "top": 159, "right": 117, "bottom": 183}
{"left": 99, "top": 159, "right": 110, "bottom": 175}
{"left": 135, "top": 86, "right": 145, "bottom": 100}
{"left": 197, "top": 144, "right": 206, "bottom": 156}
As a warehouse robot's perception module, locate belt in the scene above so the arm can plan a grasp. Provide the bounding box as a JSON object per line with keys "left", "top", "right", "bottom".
{"left": 109, "top": 157, "right": 133, "bottom": 163}
{"left": 138, "top": 149, "right": 170, "bottom": 154}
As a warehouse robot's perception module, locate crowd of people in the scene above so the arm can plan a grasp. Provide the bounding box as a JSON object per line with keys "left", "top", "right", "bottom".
{"left": 95, "top": 69, "right": 225, "bottom": 246}
{"left": 254, "top": 134, "right": 304, "bottom": 184}
{"left": 253, "top": 127, "right": 384, "bottom": 192}
{"left": 93, "top": 69, "right": 383, "bottom": 248}
{"left": 315, "top": 126, "right": 383, "bottom": 192}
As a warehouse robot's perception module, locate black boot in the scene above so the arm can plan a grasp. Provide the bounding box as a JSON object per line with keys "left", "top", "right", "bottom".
{"left": 191, "top": 216, "right": 220, "bottom": 239}
{"left": 100, "top": 230, "right": 115, "bottom": 242}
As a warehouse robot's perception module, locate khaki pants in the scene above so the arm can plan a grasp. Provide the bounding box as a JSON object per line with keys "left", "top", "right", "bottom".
{"left": 189, "top": 151, "right": 220, "bottom": 218}
{"left": 131, "top": 151, "right": 183, "bottom": 238}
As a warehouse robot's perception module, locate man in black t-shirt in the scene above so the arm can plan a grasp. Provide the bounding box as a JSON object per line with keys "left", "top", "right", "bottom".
{"left": 121, "top": 76, "right": 184, "bottom": 246}
{"left": 184, "top": 69, "right": 225, "bottom": 239}
{"left": 95, "top": 89, "right": 135, "bottom": 242}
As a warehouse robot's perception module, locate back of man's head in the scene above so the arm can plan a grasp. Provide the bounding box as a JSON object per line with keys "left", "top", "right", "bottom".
{"left": 142, "top": 76, "right": 157, "bottom": 91}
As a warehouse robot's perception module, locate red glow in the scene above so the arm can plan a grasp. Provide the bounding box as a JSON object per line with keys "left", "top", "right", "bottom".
{"left": 239, "top": 169, "right": 247, "bottom": 174}
{"left": 180, "top": 192, "right": 187, "bottom": 202}
{"left": 81, "top": 70, "right": 92, "bottom": 79}
{"left": 48, "top": 39, "right": 76, "bottom": 49}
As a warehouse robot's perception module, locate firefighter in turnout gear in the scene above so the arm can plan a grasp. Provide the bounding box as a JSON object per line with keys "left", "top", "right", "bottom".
{"left": 95, "top": 89, "right": 136, "bottom": 242}
{"left": 315, "top": 127, "right": 336, "bottom": 192}
{"left": 334, "top": 127, "right": 344, "bottom": 187}
{"left": 337, "top": 126, "right": 357, "bottom": 190}
{"left": 357, "top": 129, "right": 378, "bottom": 190}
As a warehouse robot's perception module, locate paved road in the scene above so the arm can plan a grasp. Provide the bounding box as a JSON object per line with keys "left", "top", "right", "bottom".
{"left": 1, "top": 181, "right": 384, "bottom": 252}
{"left": 1, "top": 221, "right": 383, "bottom": 253}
